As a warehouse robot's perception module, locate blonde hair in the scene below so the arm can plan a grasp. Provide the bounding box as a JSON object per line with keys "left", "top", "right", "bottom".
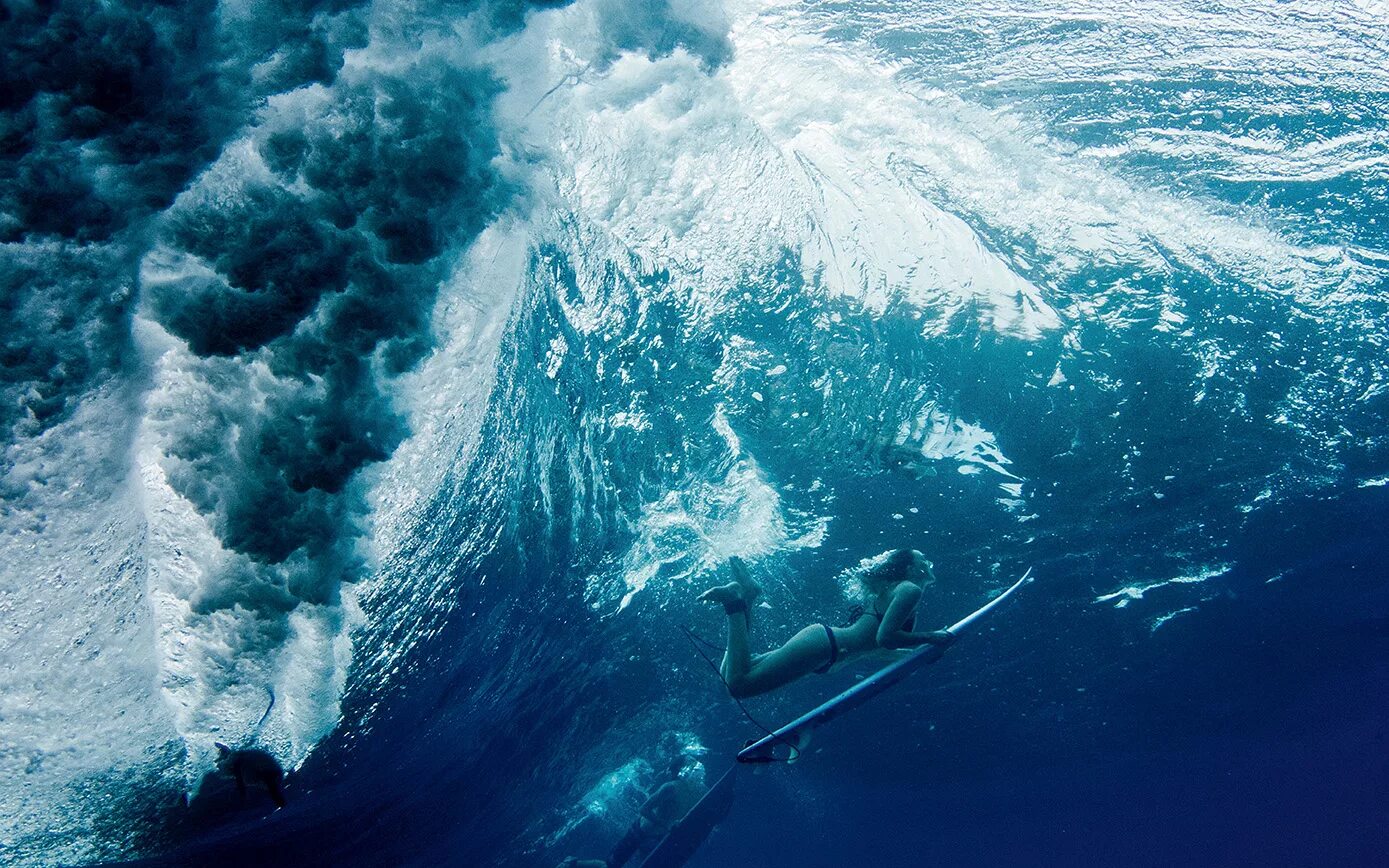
{"left": 838, "top": 548, "right": 926, "bottom": 599}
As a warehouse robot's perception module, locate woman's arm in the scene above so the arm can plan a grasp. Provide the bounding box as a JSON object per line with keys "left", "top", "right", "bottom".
{"left": 875, "top": 583, "right": 954, "bottom": 649}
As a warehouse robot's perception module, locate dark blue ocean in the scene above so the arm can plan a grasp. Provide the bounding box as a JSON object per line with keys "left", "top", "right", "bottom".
{"left": 2, "top": 1, "right": 1386, "bottom": 866}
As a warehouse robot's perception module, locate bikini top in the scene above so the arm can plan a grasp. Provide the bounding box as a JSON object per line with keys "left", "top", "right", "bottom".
{"left": 873, "top": 600, "right": 917, "bottom": 632}
{"left": 844, "top": 600, "right": 916, "bottom": 632}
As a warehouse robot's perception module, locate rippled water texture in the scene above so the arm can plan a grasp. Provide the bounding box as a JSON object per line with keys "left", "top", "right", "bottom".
{"left": 1, "top": 1, "right": 1385, "bottom": 865}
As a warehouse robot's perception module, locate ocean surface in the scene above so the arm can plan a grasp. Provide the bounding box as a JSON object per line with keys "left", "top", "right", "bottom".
{"left": 2, "top": 1, "right": 1387, "bottom": 866}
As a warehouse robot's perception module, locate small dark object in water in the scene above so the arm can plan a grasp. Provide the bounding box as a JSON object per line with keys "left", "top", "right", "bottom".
{"left": 215, "top": 743, "right": 286, "bottom": 808}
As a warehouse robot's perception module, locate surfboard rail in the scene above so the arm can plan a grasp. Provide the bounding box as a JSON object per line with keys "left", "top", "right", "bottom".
{"left": 736, "top": 567, "right": 1033, "bottom": 763}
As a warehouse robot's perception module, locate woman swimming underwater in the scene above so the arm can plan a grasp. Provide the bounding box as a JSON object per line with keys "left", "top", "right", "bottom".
{"left": 697, "top": 549, "right": 955, "bottom": 699}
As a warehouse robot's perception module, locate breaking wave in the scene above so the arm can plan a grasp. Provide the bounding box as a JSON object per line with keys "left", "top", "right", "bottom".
{"left": 2, "top": 0, "right": 1385, "bottom": 864}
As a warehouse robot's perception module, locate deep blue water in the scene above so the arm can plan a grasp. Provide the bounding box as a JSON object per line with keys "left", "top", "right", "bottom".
{"left": 2, "top": 1, "right": 1387, "bottom": 866}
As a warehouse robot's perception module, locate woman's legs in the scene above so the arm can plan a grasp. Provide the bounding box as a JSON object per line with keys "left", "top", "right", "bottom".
{"left": 704, "top": 596, "right": 834, "bottom": 698}
{"left": 731, "top": 625, "right": 833, "bottom": 698}
{"left": 697, "top": 557, "right": 762, "bottom": 684}
{"left": 697, "top": 588, "right": 766, "bottom": 688}
{"left": 720, "top": 606, "right": 754, "bottom": 685}
{"left": 700, "top": 556, "right": 830, "bottom": 698}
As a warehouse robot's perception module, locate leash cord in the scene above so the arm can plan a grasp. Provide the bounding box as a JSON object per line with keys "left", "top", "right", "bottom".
{"left": 681, "top": 625, "right": 801, "bottom": 763}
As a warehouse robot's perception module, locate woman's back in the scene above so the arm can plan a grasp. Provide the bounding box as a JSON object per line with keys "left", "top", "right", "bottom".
{"left": 833, "top": 580, "right": 920, "bottom": 657}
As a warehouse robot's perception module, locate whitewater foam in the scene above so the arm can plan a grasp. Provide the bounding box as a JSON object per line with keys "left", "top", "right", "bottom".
{"left": 0, "top": 382, "right": 181, "bottom": 865}
{"left": 605, "top": 405, "right": 829, "bottom": 612}
{"left": 1095, "top": 563, "right": 1232, "bottom": 609}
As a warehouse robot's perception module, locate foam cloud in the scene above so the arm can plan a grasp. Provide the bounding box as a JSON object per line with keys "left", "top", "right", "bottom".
{"left": 582, "top": 0, "right": 732, "bottom": 71}
{"left": 0, "top": 242, "right": 133, "bottom": 455}
{"left": 135, "top": 6, "right": 525, "bottom": 754}
{"left": 0, "top": 1, "right": 224, "bottom": 243}
{"left": 131, "top": 0, "right": 747, "bottom": 748}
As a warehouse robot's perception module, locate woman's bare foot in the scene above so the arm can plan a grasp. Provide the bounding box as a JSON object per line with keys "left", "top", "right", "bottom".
{"left": 726, "top": 556, "right": 762, "bottom": 603}
{"left": 697, "top": 582, "right": 746, "bottom": 606}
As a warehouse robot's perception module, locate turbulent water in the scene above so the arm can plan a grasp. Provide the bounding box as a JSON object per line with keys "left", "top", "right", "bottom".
{"left": 2, "top": 1, "right": 1386, "bottom": 865}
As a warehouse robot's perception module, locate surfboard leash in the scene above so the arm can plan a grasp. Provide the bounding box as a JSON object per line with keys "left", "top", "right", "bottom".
{"left": 680, "top": 625, "right": 801, "bottom": 763}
